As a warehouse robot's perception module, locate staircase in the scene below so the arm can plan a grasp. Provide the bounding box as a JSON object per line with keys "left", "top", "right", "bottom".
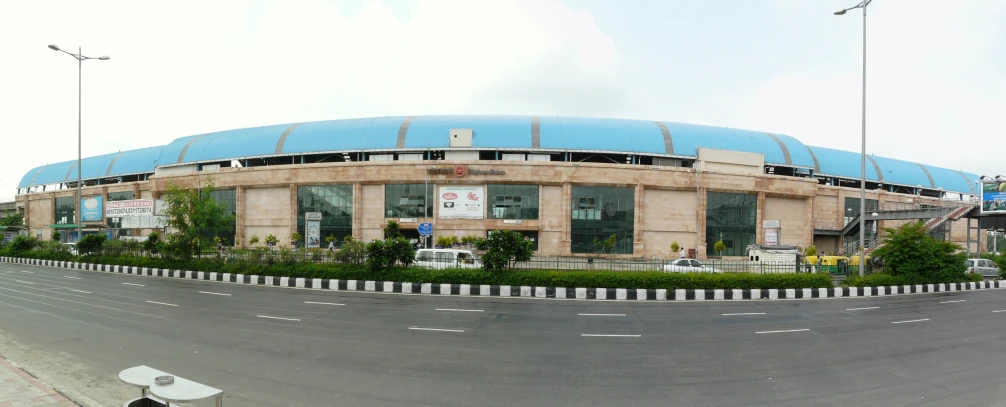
{"left": 922, "top": 203, "right": 975, "bottom": 231}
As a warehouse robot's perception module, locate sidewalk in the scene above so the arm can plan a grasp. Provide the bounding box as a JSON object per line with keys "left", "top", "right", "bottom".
{"left": 0, "top": 358, "right": 76, "bottom": 407}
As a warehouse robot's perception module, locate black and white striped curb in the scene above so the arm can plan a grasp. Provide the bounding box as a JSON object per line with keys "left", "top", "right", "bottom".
{"left": 3, "top": 256, "right": 1004, "bottom": 301}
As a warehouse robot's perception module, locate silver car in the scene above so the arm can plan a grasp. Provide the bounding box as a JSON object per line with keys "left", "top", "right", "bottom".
{"left": 966, "top": 258, "right": 999, "bottom": 277}
{"left": 663, "top": 259, "right": 720, "bottom": 273}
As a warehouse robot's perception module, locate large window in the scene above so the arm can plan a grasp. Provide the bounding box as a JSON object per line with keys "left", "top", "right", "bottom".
{"left": 206, "top": 189, "right": 237, "bottom": 245}
{"left": 298, "top": 185, "right": 353, "bottom": 247}
{"left": 706, "top": 192, "right": 757, "bottom": 256}
{"left": 54, "top": 196, "right": 75, "bottom": 225}
{"left": 843, "top": 197, "right": 879, "bottom": 227}
{"left": 488, "top": 184, "right": 539, "bottom": 220}
{"left": 107, "top": 191, "right": 135, "bottom": 237}
{"left": 571, "top": 186, "right": 634, "bottom": 254}
{"left": 385, "top": 184, "right": 433, "bottom": 218}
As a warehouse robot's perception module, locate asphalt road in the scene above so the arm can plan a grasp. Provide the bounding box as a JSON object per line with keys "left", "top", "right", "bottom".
{"left": 1, "top": 262, "right": 1006, "bottom": 407}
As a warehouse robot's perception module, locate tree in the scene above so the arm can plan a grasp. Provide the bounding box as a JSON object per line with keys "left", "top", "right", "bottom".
{"left": 871, "top": 221, "right": 966, "bottom": 283}
{"left": 290, "top": 232, "right": 303, "bottom": 247}
{"left": 365, "top": 237, "right": 415, "bottom": 271}
{"left": 670, "top": 241, "right": 681, "bottom": 255}
{"left": 249, "top": 235, "right": 260, "bottom": 246}
{"left": 334, "top": 236, "right": 366, "bottom": 264}
{"left": 161, "top": 178, "right": 235, "bottom": 258}
{"left": 265, "top": 234, "right": 279, "bottom": 246}
{"left": 474, "top": 229, "right": 534, "bottom": 271}
{"left": 51, "top": 230, "right": 62, "bottom": 242}
{"left": 597, "top": 234, "right": 617, "bottom": 254}
{"left": 144, "top": 231, "right": 161, "bottom": 254}
{"left": 714, "top": 240, "right": 726, "bottom": 256}
{"left": 77, "top": 234, "right": 107, "bottom": 256}
{"left": 384, "top": 220, "right": 402, "bottom": 239}
{"left": 0, "top": 210, "right": 23, "bottom": 227}
{"left": 805, "top": 245, "right": 817, "bottom": 257}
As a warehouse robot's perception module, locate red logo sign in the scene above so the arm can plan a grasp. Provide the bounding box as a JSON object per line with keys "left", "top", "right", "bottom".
{"left": 442, "top": 192, "right": 458, "bottom": 200}
{"left": 467, "top": 192, "right": 480, "bottom": 202}
{"left": 454, "top": 165, "right": 466, "bottom": 177}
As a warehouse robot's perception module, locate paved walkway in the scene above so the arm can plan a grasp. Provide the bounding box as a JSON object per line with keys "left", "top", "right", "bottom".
{"left": 0, "top": 358, "right": 76, "bottom": 406}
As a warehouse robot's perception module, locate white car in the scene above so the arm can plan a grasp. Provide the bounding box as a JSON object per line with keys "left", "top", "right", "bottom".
{"left": 966, "top": 258, "right": 999, "bottom": 276}
{"left": 414, "top": 249, "right": 481, "bottom": 269}
{"left": 663, "top": 259, "right": 720, "bottom": 273}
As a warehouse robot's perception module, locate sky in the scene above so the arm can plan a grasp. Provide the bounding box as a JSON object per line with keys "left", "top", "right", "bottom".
{"left": 1, "top": 0, "right": 1004, "bottom": 197}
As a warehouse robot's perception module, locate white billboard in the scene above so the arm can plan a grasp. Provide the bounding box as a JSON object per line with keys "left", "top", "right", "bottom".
{"left": 439, "top": 186, "right": 484, "bottom": 219}
{"left": 106, "top": 199, "right": 155, "bottom": 217}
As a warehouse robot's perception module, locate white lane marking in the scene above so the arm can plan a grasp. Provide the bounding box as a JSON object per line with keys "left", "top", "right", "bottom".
{"left": 892, "top": 318, "right": 930, "bottom": 324}
{"left": 18, "top": 271, "right": 32, "bottom": 274}
{"left": 847, "top": 306, "right": 880, "bottom": 311}
{"left": 121, "top": 283, "right": 145, "bottom": 287}
{"left": 63, "top": 276, "right": 82, "bottom": 280}
{"left": 437, "top": 308, "right": 484, "bottom": 312}
{"left": 992, "top": 310, "right": 1006, "bottom": 313}
{"left": 257, "top": 315, "right": 300, "bottom": 322}
{"left": 578, "top": 313, "right": 626, "bottom": 316}
{"left": 15, "top": 280, "right": 33, "bottom": 285}
{"left": 722, "top": 312, "right": 766, "bottom": 316}
{"left": 199, "top": 291, "right": 231, "bottom": 296}
{"left": 581, "top": 334, "right": 642, "bottom": 337}
{"left": 409, "top": 327, "right": 465, "bottom": 333}
{"left": 69, "top": 289, "right": 91, "bottom": 294}
{"left": 940, "top": 300, "right": 966, "bottom": 304}
{"left": 756, "top": 329, "right": 810, "bottom": 334}
{"left": 146, "top": 301, "right": 178, "bottom": 307}
{"left": 305, "top": 301, "right": 344, "bottom": 306}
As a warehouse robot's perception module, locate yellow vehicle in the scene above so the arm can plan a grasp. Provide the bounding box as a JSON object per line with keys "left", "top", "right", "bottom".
{"left": 804, "top": 255, "right": 848, "bottom": 266}
{"left": 848, "top": 255, "right": 871, "bottom": 266}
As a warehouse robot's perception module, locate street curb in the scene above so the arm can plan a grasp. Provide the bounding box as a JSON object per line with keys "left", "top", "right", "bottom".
{"left": 3, "top": 256, "right": 1004, "bottom": 301}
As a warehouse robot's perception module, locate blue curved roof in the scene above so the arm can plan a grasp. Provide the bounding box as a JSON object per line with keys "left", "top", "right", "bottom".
{"left": 17, "top": 115, "right": 980, "bottom": 194}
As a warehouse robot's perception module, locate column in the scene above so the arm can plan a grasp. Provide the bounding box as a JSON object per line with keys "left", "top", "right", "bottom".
{"left": 235, "top": 186, "right": 245, "bottom": 247}
{"left": 756, "top": 192, "right": 766, "bottom": 245}
{"left": 289, "top": 183, "right": 298, "bottom": 243}
{"left": 805, "top": 197, "right": 815, "bottom": 249}
{"left": 561, "top": 182, "right": 571, "bottom": 256}
{"left": 633, "top": 183, "right": 644, "bottom": 255}
{"left": 353, "top": 182, "right": 363, "bottom": 240}
{"left": 694, "top": 170, "right": 705, "bottom": 258}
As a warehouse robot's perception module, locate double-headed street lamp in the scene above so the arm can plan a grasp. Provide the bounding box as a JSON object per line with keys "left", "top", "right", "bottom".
{"left": 47, "top": 44, "right": 109, "bottom": 244}
{"left": 834, "top": 0, "right": 871, "bottom": 277}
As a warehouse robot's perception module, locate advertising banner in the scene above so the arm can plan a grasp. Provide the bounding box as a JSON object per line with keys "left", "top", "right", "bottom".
{"left": 106, "top": 199, "right": 155, "bottom": 217}
{"left": 81, "top": 196, "right": 103, "bottom": 222}
{"left": 982, "top": 181, "right": 1006, "bottom": 214}
{"left": 305, "top": 212, "right": 321, "bottom": 248}
{"left": 439, "top": 186, "right": 484, "bottom": 219}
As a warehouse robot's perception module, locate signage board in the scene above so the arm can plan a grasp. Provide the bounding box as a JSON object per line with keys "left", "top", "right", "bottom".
{"left": 438, "top": 186, "right": 484, "bottom": 219}
{"left": 418, "top": 222, "right": 434, "bottom": 236}
{"left": 305, "top": 212, "right": 323, "bottom": 221}
{"left": 765, "top": 229, "right": 779, "bottom": 246}
{"left": 81, "top": 196, "right": 103, "bottom": 222}
{"left": 503, "top": 219, "right": 523, "bottom": 225}
{"left": 763, "top": 220, "right": 781, "bottom": 229}
{"left": 399, "top": 218, "right": 418, "bottom": 223}
{"left": 981, "top": 181, "right": 1006, "bottom": 214}
{"left": 106, "top": 199, "right": 155, "bottom": 218}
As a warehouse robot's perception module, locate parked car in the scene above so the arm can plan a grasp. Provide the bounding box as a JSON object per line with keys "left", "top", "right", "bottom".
{"left": 414, "top": 249, "right": 481, "bottom": 269}
{"left": 966, "top": 258, "right": 999, "bottom": 276}
{"left": 663, "top": 259, "right": 720, "bottom": 273}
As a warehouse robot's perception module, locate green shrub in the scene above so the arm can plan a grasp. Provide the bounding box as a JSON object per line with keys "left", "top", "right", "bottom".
{"left": 77, "top": 234, "right": 107, "bottom": 256}
{"left": 10, "top": 235, "right": 37, "bottom": 253}
{"left": 872, "top": 221, "right": 967, "bottom": 283}
{"left": 474, "top": 229, "right": 534, "bottom": 271}
{"left": 384, "top": 220, "right": 402, "bottom": 239}
{"left": 365, "top": 237, "right": 415, "bottom": 271}
{"left": 334, "top": 236, "right": 366, "bottom": 265}
{"left": 144, "top": 232, "right": 161, "bottom": 254}
{"left": 805, "top": 245, "right": 817, "bottom": 257}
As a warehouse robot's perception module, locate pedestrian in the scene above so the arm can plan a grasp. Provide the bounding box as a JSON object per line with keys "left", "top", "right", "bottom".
{"left": 328, "top": 239, "right": 335, "bottom": 254}
{"left": 679, "top": 247, "right": 687, "bottom": 259}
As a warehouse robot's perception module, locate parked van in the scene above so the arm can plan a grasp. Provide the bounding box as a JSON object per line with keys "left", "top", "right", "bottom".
{"left": 414, "top": 249, "right": 481, "bottom": 269}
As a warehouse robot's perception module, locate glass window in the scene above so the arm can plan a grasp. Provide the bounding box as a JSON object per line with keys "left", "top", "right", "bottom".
{"left": 385, "top": 184, "right": 433, "bottom": 218}
{"left": 107, "top": 191, "right": 135, "bottom": 237}
{"left": 417, "top": 251, "right": 433, "bottom": 261}
{"left": 488, "top": 184, "right": 539, "bottom": 220}
{"left": 435, "top": 252, "right": 453, "bottom": 263}
{"left": 571, "top": 186, "right": 634, "bottom": 254}
{"left": 205, "top": 189, "right": 237, "bottom": 245}
{"left": 674, "top": 259, "right": 689, "bottom": 266}
{"left": 54, "top": 196, "right": 75, "bottom": 225}
{"left": 690, "top": 260, "right": 703, "bottom": 267}
{"left": 297, "top": 185, "right": 353, "bottom": 247}
{"left": 706, "top": 192, "right": 757, "bottom": 256}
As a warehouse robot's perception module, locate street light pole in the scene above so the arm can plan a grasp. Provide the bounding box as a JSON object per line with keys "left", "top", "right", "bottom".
{"left": 48, "top": 44, "right": 109, "bottom": 244}
{"left": 834, "top": 0, "right": 871, "bottom": 277}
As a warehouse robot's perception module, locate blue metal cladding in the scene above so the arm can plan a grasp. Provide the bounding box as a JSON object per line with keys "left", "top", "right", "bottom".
{"left": 809, "top": 146, "right": 881, "bottom": 182}
{"left": 926, "top": 165, "right": 979, "bottom": 194}
{"left": 869, "top": 155, "right": 933, "bottom": 187}
{"left": 770, "top": 133, "right": 815, "bottom": 168}
{"left": 106, "top": 146, "right": 164, "bottom": 176}
{"left": 662, "top": 122, "right": 794, "bottom": 166}
{"left": 282, "top": 116, "right": 405, "bottom": 153}
{"left": 156, "top": 135, "right": 199, "bottom": 166}
{"left": 539, "top": 117, "right": 665, "bottom": 153}
{"left": 405, "top": 115, "right": 532, "bottom": 149}
{"left": 177, "top": 123, "right": 294, "bottom": 163}
{"left": 66, "top": 152, "right": 119, "bottom": 182}
{"left": 18, "top": 165, "right": 46, "bottom": 188}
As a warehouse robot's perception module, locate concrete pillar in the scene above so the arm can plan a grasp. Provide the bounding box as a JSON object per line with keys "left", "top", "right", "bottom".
{"left": 561, "top": 182, "right": 572, "bottom": 256}
{"left": 289, "top": 183, "right": 298, "bottom": 244}
{"left": 695, "top": 172, "right": 706, "bottom": 258}
{"left": 756, "top": 192, "right": 766, "bottom": 244}
{"left": 633, "top": 183, "right": 644, "bottom": 255}
{"left": 235, "top": 186, "right": 245, "bottom": 247}
{"left": 805, "top": 197, "right": 815, "bottom": 249}
{"left": 353, "top": 182, "right": 363, "bottom": 240}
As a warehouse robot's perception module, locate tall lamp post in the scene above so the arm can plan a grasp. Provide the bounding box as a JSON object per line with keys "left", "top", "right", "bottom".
{"left": 834, "top": 0, "right": 871, "bottom": 277}
{"left": 47, "top": 45, "right": 109, "bottom": 244}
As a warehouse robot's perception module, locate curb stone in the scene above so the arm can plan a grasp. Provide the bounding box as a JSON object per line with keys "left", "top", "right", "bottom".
{"left": 3, "top": 256, "right": 1003, "bottom": 301}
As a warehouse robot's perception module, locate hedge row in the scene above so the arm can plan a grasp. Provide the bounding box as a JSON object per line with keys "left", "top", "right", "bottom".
{"left": 4, "top": 250, "right": 834, "bottom": 290}
{"left": 843, "top": 273, "right": 984, "bottom": 287}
